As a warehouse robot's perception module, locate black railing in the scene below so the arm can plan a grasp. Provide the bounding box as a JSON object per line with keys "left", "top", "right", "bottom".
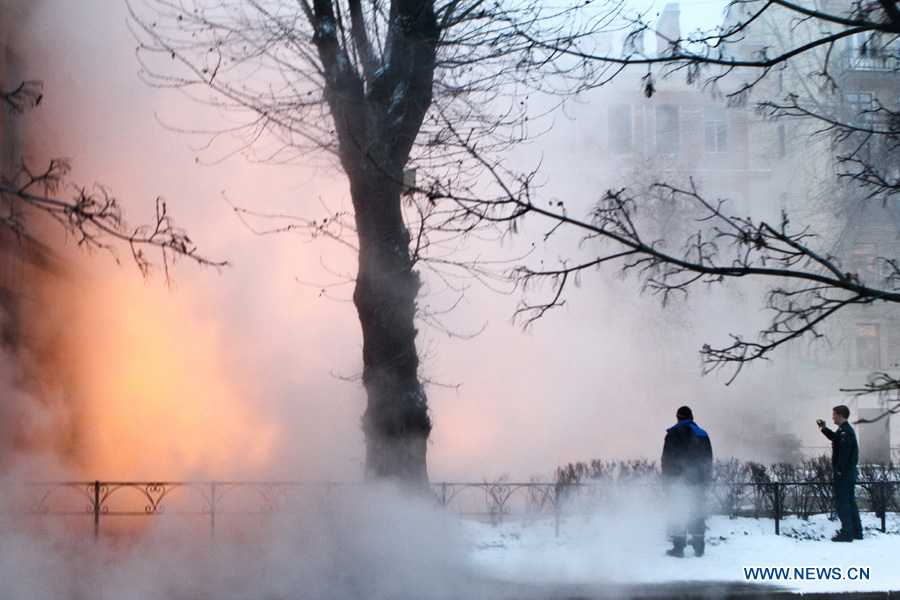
{"left": 709, "top": 480, "right": 898, "bottom": 535}
{"left": 24, "top": 480, "right": 350, "bottom": 538}
{"left": 17, "top": 479, "right": 900, "bottom": 538}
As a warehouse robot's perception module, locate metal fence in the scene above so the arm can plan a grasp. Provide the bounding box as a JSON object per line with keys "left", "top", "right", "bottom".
{"left": 437, "top": 480, "right": 900, "bottom": 535}
{"left": 18, "top": 479, "right": 900, "bottom": 538}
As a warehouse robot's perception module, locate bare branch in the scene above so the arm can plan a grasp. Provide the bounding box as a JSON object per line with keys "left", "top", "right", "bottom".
{"left": 1, "top": 159, "right": 225, "bottom": 278}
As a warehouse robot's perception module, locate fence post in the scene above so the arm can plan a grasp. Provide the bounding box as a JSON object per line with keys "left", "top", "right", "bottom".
{"left": 773, "top": 482, "right": 781, "bottom": 536}
{"left": 554, "top": 485, "right": 561, "bottom": 538}
{"left": 880, "top": 481, "right": 886, "bottom": 534}
{"left": 93, "top": 480, "right": 100, "bottom": 540}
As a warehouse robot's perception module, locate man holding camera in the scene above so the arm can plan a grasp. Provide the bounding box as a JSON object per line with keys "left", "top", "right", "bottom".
{"left": 818, "top": 405, "right": 862, "bottom": 542}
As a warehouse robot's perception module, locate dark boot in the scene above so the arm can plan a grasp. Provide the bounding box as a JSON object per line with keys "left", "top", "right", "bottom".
{"left": 667, "top": 535, "right": 686, "bottom": 557}
{"left": 852, "top": 509, "right": 863, "bottom": 540}
{"left": 691, "top": 535, "right": 705, "bottom": 557}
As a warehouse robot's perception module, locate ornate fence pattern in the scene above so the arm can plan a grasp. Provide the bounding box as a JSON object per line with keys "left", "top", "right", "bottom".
{"left": 17, "top": 479, "right": 900, "bottom": 538}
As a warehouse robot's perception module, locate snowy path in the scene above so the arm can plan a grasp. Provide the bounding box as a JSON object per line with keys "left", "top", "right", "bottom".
{"left": 462, "top": 513, "right": 900, "bottom": 594}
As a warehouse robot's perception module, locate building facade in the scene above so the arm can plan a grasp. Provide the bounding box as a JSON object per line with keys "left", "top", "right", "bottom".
{"left": 551, "top": 1, "right": 900, "bottom": 461}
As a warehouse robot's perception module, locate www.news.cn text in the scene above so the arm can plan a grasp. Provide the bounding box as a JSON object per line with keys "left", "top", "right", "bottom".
{"left": 743, "top": 567, "right": 871, "bottom": 581}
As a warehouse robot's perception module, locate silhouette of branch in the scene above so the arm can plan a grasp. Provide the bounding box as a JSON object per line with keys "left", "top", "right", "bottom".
{"left": 0, "top": 159, "right": 225, "bottom": 278}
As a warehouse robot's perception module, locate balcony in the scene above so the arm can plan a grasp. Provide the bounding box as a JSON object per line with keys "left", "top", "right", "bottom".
{"left": 842, "top": 48, "right": 900, "bottom": 72}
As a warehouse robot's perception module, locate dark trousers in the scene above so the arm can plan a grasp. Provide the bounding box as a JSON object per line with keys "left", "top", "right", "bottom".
{"left": 833, "top": 471, "right": 862, "bottom": 539}
{"left": 667, "top": 484, "right": 707, "bottom": 549}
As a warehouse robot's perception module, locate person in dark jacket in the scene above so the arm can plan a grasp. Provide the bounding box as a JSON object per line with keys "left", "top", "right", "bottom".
{"left": 661, "top": 405, "right": 713, "bottom": 557}
{"left": 818, "top": 404, "right": 862, "bottom": 542}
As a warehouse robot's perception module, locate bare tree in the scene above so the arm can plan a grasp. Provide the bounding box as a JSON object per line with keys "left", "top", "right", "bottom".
{"left": 128, "top": 0, "right": 606, "bottom": 484}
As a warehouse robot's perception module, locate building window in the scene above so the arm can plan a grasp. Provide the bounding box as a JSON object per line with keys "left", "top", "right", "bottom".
{"left": 776, "top": 123, "right": 786, "bottom": 157}
{"left": 855, "top": 324, "right": 881, "bottom": 370}
{"left": 608, "top": 104, "right": 633, "bottom": 154}
{"left": 799, "top": 340, "right": 825, "bottom": 371}
{"left": 656, "top": 104, "right": 680, "bottom": 155}
{"left": 845, "top": 32, "right": 899, "bottom": 70}
{"left": 704, "top": 104, "right": 728, "bottom": 153}
{"left": 852, "top": 242, "right": 878, "bottom": 283}
{"left": 844, "top": 91, "right": 874, "bottom": 124}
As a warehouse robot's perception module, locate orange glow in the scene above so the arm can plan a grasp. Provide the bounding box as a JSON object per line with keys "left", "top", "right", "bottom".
{"left": 31, "top": 263, "right": 279, "bottom": 480}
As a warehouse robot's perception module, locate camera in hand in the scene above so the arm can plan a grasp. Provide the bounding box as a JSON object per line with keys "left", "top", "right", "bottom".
{"left": 816, "top": 419, "right": 825, "bottom": 427}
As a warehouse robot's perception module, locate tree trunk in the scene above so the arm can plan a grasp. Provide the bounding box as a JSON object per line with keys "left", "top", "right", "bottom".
{"left": 310, "top": 0, "right": 438, "bottom": 485}
{"left": 350, "top": 171, "right": 431, "bottom": 486}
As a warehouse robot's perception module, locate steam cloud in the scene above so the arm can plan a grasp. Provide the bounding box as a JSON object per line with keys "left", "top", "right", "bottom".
{"left": 5, "top": 0, "right": 847, "bottom": 489}
{"left": 0, "top": 0, "right": 876, "bottom": 598}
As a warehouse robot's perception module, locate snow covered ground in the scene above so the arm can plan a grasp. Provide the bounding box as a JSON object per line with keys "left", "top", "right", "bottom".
{"left": 462, "top": 512, "right": 900, "bottom": 594}
{"left": 5, "top": 483, "right": 899, "bottom": 599}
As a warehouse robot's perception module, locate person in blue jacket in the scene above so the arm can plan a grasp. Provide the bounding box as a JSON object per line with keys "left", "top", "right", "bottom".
{"left": 818, "top": 404, "right": 862, "bottom": 542}
{"left": 661, "top": 405, "right": 713, "bottom": 557}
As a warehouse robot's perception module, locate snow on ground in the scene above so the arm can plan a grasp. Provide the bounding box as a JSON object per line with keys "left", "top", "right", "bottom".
{"left": 461, "top": 512, "right": 900, "bottom": 594}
